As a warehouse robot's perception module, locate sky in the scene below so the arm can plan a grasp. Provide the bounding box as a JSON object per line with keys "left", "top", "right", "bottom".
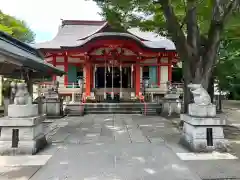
{"left": 0, "top": 0, "right": 102, "bottom": 43}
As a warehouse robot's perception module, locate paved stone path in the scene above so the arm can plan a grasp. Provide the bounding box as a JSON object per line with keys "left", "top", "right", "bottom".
{"left": 33, "top": 114, "right": 201, "bottom": 180}
{"left": 1, "top": 114, "right": 240, "bottom": 180}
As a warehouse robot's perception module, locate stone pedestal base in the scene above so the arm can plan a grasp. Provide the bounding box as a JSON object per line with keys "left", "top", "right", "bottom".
{"left": 188, "top": 103, "right": 216, "bottom": 117}
{"left": 43, "top": 98, "right": 63, "bottom": 118}
{"left": 180, "top": 114, "right": 228, "bottom": 152}
{"left": 8, "top": 104, "right": 38, "bottom": 118}
{"left": 0, "top": 116, "right": 47, "bottom": 155}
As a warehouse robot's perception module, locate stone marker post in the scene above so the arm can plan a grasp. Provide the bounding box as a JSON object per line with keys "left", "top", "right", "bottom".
{"left": 180, "top": 83, "right": 228, "bottom": 152}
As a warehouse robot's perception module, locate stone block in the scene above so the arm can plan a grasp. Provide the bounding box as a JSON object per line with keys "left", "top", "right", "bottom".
{"left": 8, "top": 104, "right": 38, "bottom": 118}
{"left": 183, "top": 123, "right": 224, "bottom": 139}
{"left": 0, "top": 116, "right": 44, "bottom": 127}
{"left": 188, "top": 103, "right": 216, "bottom": 117}
{"left": 0, "top": 134, "right": 47, "bottom": 155}
{"left": 181, "top": 114, "right": 225, "bottom": 126}
{"left": 180, "top": 133, "right": 228, "bottom": 152}
{"left": 42, "top": 99, "right": 62, "bottom": 117}
{"left": 181, "top": 120, "right": 227, "bottom": 152}
{"left": 0, "top": 124, "right": 43, "bottom": 141}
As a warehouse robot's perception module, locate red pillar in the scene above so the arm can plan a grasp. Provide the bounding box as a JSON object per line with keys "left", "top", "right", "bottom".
{"left": 90, "top": 65, "right": 93, "bottom": 89}
{"left": 85, "top": 61, "right": 91, "bottom": 96}
{"left": 168, "top": 54, "right": 172, "bottom": 82}
{"left": 135, "top": 63, "right": 140, "bottom": 96}
{"left": 64, "top": 54, "right": 68, "bottom": 86}
{"left": 52, "top": 55, "right": 56, "bottom": 81}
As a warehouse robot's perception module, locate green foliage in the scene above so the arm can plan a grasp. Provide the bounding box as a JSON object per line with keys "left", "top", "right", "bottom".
{"left": 216, "top": 38, "right": 240, "bottom": 99}
{"left": 0, "top": 10, "right": 35, "bottom": 43}
{"left": 92, "top": 0, "right": 240, "bottom": 37}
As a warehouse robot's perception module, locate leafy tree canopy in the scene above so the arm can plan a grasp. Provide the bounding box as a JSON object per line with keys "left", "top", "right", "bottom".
{"left": 0, "top": 10, "right": 35, "bottom": 43}
{"left": 92, "top": 0, "right": 240, "bottom": 37}
{"left": 215, "top": 38, "right": 240, "bottom": 97}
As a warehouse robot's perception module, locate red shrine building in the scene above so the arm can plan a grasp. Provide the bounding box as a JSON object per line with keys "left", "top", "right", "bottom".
{"left": 35, "top": 20, "right": 178, "bottom": 101}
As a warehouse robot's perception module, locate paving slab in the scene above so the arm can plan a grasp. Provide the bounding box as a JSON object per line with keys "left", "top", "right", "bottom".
{"left": 185, "top": 160, "right": 240, "bottom": 179}
{"left": 30, "top": 144, "right": 201, "bottom": 180}
{"left": 21, "top": 114, "right": 240, "bottom": 180}
{"left": 0, "top": 166, "right": 41, "bottom": 180}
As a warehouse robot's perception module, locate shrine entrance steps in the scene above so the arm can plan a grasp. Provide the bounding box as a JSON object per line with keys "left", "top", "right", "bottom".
{"left": 65, "top": 103, "right": 162, "bottom": 116}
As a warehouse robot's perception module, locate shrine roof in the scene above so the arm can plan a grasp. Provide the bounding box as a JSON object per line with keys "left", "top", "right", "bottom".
{"left": 0, "top": 31, "right": 65, "bottom": 78}
{"left": 34, "top": 20, "right": 176, "bottom": 51}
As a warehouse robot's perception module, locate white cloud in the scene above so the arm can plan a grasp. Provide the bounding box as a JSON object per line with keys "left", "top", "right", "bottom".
{"left": 0, "top": 0, "right": 102, "bottom": 42}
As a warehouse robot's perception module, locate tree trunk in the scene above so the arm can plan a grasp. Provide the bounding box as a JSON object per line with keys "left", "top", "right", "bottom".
{"left": 182, "top": 56, "right": 214, "bottom": 113}
{"left": 207, "top": 74, "right": 215, "bottom": 103}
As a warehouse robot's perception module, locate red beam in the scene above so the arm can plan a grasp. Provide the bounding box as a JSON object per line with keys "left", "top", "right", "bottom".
{"left": 52, "top": 55, "right": 56, "bottom": 81}
{"left": 55, "top": 62, "right": 171, "bottom": 66}
{"left": 135, "top": 63, "right": 140, "bottom": 96}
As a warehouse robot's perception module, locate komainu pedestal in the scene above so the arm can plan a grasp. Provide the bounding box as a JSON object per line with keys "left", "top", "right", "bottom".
{"left": 0, "top": 82, "right": 47, "bottom": 155}
{"left": 180, "top": 84, "right": 228, "bottom": 152}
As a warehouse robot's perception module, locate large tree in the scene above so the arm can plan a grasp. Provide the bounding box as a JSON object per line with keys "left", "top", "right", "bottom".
{"left": 0, "top": 10, "right": 35, "bottom": 43}
{"left": 92, "top": 0, "right": 240, "bottom": 112}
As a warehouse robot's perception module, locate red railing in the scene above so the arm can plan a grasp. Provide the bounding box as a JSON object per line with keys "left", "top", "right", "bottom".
{"left": 139, "top": 95, "right": 147, "bottom": 115}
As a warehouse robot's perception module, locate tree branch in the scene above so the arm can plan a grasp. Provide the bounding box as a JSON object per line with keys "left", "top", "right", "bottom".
{"left": 213, "top": 0, "right": 239, "bottom": 23}
{"left": 186, "top": 0, "right": 199, "bottom": 53}
{"left": 186, "top": 0, "right": 202, "bottom": 79}
{"left": 157, "top": 0, "right": 189, "bottom": 58}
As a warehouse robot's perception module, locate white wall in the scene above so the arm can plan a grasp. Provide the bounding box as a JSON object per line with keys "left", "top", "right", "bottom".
{"left": 160, "top": 66, "right": 168, "bottom": 89}
{"left": 56, "top": 65, "right": 64, "bottom": 85}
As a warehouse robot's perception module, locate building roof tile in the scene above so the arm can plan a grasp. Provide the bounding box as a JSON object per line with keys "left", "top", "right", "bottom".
{"left": 34, "top": 20, "right": 176, "bottom": 51}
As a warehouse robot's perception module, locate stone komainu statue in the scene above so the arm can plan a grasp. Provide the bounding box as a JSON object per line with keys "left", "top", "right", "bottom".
{"left": 13, "top": 82, "right": 32, "bottom": 105}
{"left": 187, "top": 83, "right": 211, "bottom": 106}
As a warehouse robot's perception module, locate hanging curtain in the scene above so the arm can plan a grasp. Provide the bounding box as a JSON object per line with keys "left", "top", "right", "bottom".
{"left": 94, "top": 64, "right": 97, "bottom": 72}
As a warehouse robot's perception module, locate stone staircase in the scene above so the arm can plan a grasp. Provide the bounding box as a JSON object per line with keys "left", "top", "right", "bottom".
{"left": 65, "top": 103, "right": 162, "bottom": 116}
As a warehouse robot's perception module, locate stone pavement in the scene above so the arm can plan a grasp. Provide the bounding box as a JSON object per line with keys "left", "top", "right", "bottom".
{"left": 1, "top": 114, "right": 240, "bottom": 180}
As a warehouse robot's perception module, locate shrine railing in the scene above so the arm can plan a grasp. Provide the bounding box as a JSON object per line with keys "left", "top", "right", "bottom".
{"left": 38, "top": 82, "right": 184, "bottom": 102}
